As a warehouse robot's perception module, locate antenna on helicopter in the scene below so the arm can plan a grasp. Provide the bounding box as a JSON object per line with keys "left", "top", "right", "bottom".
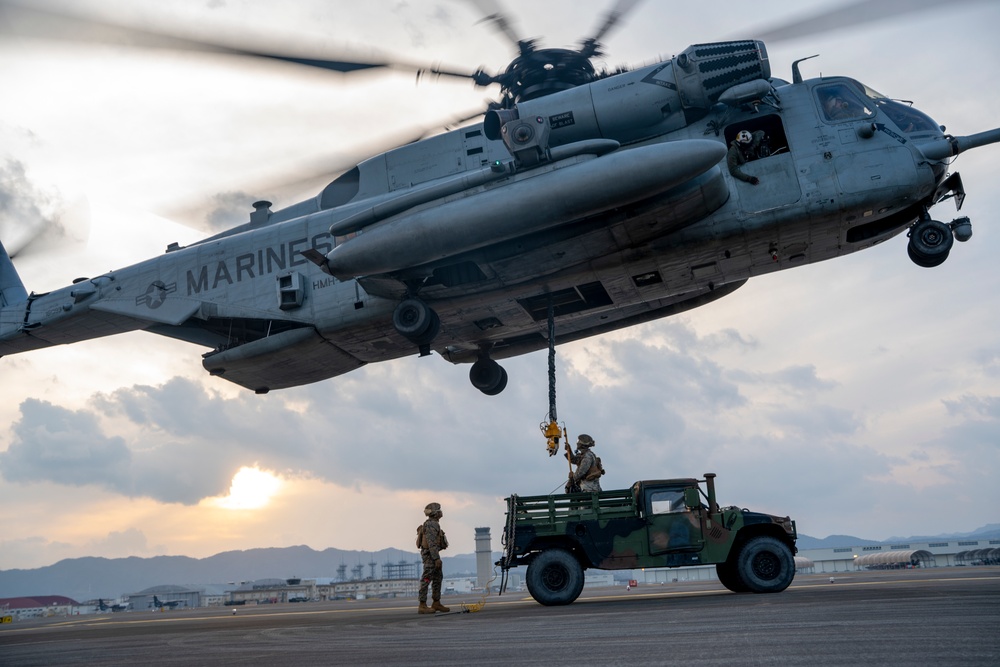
{"left": 791, "top": 54, "right": 820, "bottom": 84}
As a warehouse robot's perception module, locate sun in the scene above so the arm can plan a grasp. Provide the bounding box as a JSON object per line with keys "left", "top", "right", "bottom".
{"left": 215, "top": 466, "right": 282, "bottom": 510}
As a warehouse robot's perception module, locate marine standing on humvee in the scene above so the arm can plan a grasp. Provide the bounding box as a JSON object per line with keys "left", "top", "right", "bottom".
{"left": 565, "top": 433, "right": 603, "bottom": 492}
{"left": 417, "top": 502, "right": 450, "bottom": 614}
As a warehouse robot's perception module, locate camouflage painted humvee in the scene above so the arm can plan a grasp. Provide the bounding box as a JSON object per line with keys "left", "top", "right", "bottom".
{"left": 498, "top": 473, "right": 797, "bottom": 605}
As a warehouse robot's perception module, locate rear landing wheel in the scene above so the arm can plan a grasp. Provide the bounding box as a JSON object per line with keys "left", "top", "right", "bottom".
{"left": 470, "top": 357, "right": 508, "bottom": 395}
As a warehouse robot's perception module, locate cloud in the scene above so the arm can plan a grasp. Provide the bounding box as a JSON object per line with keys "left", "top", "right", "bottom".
{"left": 86, "top": 527, "right": 164, "bottom": 558}
{"left": 943, "top": 394, "right": 1000, "bottom": 421}
{"left": 729, "top": 364, "right": 837, "bottom": 393}
{"left": 0, "top": 320, "right": 758, "bottom": 506}
{"left": 1, "top": 392, "right": 239, "bottom": 504}
{"left": 0, "top": 158, "right": 68, "bottom": 257}
{"left": 0, "top": 398, "right": 132, "bottom": 490}
{"left": 206, "top": 191, "right": 257, "bottom": 231}
{"left": 767, "top": 403, "right": 862, "bottom": 437}
{"left": 0, "top": 536, "right": 76, "bottom": 571}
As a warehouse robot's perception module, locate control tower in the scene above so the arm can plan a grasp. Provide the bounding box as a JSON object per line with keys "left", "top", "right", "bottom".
{"left": 475, "top": 527, "right": 492, "bottom": 590}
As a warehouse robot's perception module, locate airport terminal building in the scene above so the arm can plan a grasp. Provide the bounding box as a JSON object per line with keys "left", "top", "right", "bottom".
{"left": 795, "top": 537, "right": 1000, "bottom": 573}
{"left": 630, "top": 536, "right": 1000, "bottom": 583}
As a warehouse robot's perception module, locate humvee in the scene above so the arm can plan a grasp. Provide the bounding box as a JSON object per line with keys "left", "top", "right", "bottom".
{"left": 498, "top": 473, "right": 797, "bottom": 605}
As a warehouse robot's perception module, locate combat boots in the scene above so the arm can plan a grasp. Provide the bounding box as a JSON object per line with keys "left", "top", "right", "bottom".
{"left": 431, "top": 600, "right": 450, "bottom": 613}
{"left": 418, "top": 601, "right": 435, "bottom": 614}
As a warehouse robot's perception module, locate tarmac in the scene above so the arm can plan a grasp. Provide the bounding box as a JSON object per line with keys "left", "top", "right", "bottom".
{"left": 1, "top": 567, "right": 998, "bottom": 666}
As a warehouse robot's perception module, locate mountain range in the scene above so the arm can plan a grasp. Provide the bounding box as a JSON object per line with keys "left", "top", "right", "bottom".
{"left": 0, "top": 546, "right": 484, "bottom": 601}
{"left": 795, "top": 524, "right": 1000, "bottom": 549}
{"left": 3, "top": 524, "right": 997, "bottom": 602}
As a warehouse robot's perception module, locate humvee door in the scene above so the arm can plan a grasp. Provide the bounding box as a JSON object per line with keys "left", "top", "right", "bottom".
{"left": 645, "top": 486, "right": 705, "bottom": 558}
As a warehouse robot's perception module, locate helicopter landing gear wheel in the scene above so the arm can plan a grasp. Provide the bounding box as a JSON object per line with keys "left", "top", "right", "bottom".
{"left": 470, "top": 357, "right": 508, "bottom": 395}
{"left": 393, "top": 298, "right": 440, "bottom": 353}
{"left": 907, "top": 219, "right": 954, "bottom": 268}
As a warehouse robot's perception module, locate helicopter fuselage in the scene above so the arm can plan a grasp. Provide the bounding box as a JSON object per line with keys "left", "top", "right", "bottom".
{"left": 0, "top": 40, "right": 989, "bottom": 394}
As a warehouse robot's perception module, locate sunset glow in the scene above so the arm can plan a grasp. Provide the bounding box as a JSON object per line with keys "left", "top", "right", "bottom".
{"left": 215, "top": 467, "right": 282, "bottom": 510}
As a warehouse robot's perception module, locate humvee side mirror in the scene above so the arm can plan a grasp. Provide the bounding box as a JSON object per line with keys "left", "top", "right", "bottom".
{"left": 684, "top": 488, "right": 701, "bottom": 509}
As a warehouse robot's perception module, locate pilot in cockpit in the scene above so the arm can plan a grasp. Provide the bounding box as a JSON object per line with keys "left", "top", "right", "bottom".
{"left": 819, "top": 85, "right": 868, "bottom": 121}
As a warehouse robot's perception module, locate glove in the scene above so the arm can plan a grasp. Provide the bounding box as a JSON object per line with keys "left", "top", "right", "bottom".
{"left": 434, "top": 559, "right": 443, "bottom": 570}
{"left": 749, "top": 176, "right": 760, "bottom": 185}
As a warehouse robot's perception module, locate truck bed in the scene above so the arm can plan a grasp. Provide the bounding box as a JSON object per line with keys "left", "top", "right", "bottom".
{"left": 506, "top": 489, "right": 639, "bottom": 527}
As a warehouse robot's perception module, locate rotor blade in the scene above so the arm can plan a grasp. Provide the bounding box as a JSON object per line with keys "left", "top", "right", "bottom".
{"left": 585, "top": 0, "right": 644, "bottom": 50}
{"left": 749, "top": 0, "right": 990, "bottom": 44}
{"left": 421, "top": 64, "right": 498, "bottom": 87}
{"left": 2, "top": 2, "right": 504, "bottom": 102}
{"left": 0, "top": 158, "right": 87, "bottom": 259}
{"left": 2, "top": 200, "right": 90, "bottom": 261}
{"left": 463, "top": 0, "right": 527, "bottom": 51}
{"left": 162, "top": 107, "right": 491, "bottom": 232}
{"left": 0, "top": 2, "right": 394, "bottom": 76}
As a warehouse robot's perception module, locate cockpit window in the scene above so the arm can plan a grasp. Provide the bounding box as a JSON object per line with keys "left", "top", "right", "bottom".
{"left": 874, "top": 99, "right": 940, "bottom": 134}
{"left": 849, "top": 80, "right": 883, "bottom": 99}
{"left": 816, "top": 83, "right": 873, "bottom": 122}
{"left": 854, "top": 80, "right": 941, "bottom": 135}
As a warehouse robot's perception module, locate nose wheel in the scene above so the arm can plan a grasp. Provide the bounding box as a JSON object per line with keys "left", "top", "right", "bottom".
{"left": 907, "top": 216, "right": 971, "bottom": 268}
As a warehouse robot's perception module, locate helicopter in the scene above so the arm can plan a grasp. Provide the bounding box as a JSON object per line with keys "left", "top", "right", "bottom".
{"left": 1, "top": 1, "right": 998, "bottom": 397}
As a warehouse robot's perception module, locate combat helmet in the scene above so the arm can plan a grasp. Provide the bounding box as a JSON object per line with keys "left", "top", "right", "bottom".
{"left": 576, "top": 433, "right": 595, "bottom": 448}
{"left": 424, "top": 502, "right": 442, "bottom": 516}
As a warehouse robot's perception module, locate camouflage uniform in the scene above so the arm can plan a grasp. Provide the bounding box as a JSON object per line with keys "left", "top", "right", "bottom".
{"left": 567, "top": 434, "right": 603, "bottom": 492}
{"left": 418, "top": 502, "right": 449, "bottom": 613}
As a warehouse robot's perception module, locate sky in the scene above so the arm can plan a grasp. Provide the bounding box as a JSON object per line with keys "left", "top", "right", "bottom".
{"left": 1, "top": 0, "right": 998, "bottom": 572}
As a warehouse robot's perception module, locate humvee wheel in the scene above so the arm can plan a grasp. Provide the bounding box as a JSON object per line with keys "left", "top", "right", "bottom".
{"left": 716, "top": 560, "right": 750, "bottom": 593}
{"left": 735, "top": 536, "right": 795, "bottom": 593}
{"left": 525, "top": 549, "right": 584, "bottom": 606}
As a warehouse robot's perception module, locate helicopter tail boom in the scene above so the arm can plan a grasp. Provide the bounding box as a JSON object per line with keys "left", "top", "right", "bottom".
{"left": 0, "top": 241, "right": 28, "bottom": 308}
{"left": 0, "top": 240, "right": 29, "bottom": 355}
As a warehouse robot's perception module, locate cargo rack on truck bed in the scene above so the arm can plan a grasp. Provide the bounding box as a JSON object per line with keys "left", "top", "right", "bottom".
{"left": 505, "top": 488, "right": 638, "bottom": 525}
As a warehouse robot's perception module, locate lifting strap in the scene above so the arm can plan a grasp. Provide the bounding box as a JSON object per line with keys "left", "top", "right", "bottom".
{"left": 541, "top": 298, "right": 567, "bottom": 457}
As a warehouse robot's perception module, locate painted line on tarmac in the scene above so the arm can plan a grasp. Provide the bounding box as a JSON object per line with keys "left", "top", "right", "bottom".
{"left": 580, "top": 589, "right": 730, "bottom": 603}
{"left": 791, "top": 575, "right": 1000, "bottom": 590}
{"left": 3, "top": 597, "right": 541, "bottom": 632}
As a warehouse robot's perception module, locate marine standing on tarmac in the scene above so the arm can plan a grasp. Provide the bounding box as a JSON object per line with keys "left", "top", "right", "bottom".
{"left": 727, "top": 129, "right": 766, "bottom": 185}
{"left": 565, "top": 433, "right": 603, "bottom": 492}
{"left": 417, "top": 502, "right": 450, "bottom": 614}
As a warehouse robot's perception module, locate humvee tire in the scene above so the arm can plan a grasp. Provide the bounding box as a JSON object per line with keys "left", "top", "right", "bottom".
{"left": 525, "top": 549, "right": 585, "bottom": 606}
{"left": 716, "top": 560, "right": 750, "bottom": 593}
{"left": 735, "top": 535, "right": 795, "bottom": 593}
